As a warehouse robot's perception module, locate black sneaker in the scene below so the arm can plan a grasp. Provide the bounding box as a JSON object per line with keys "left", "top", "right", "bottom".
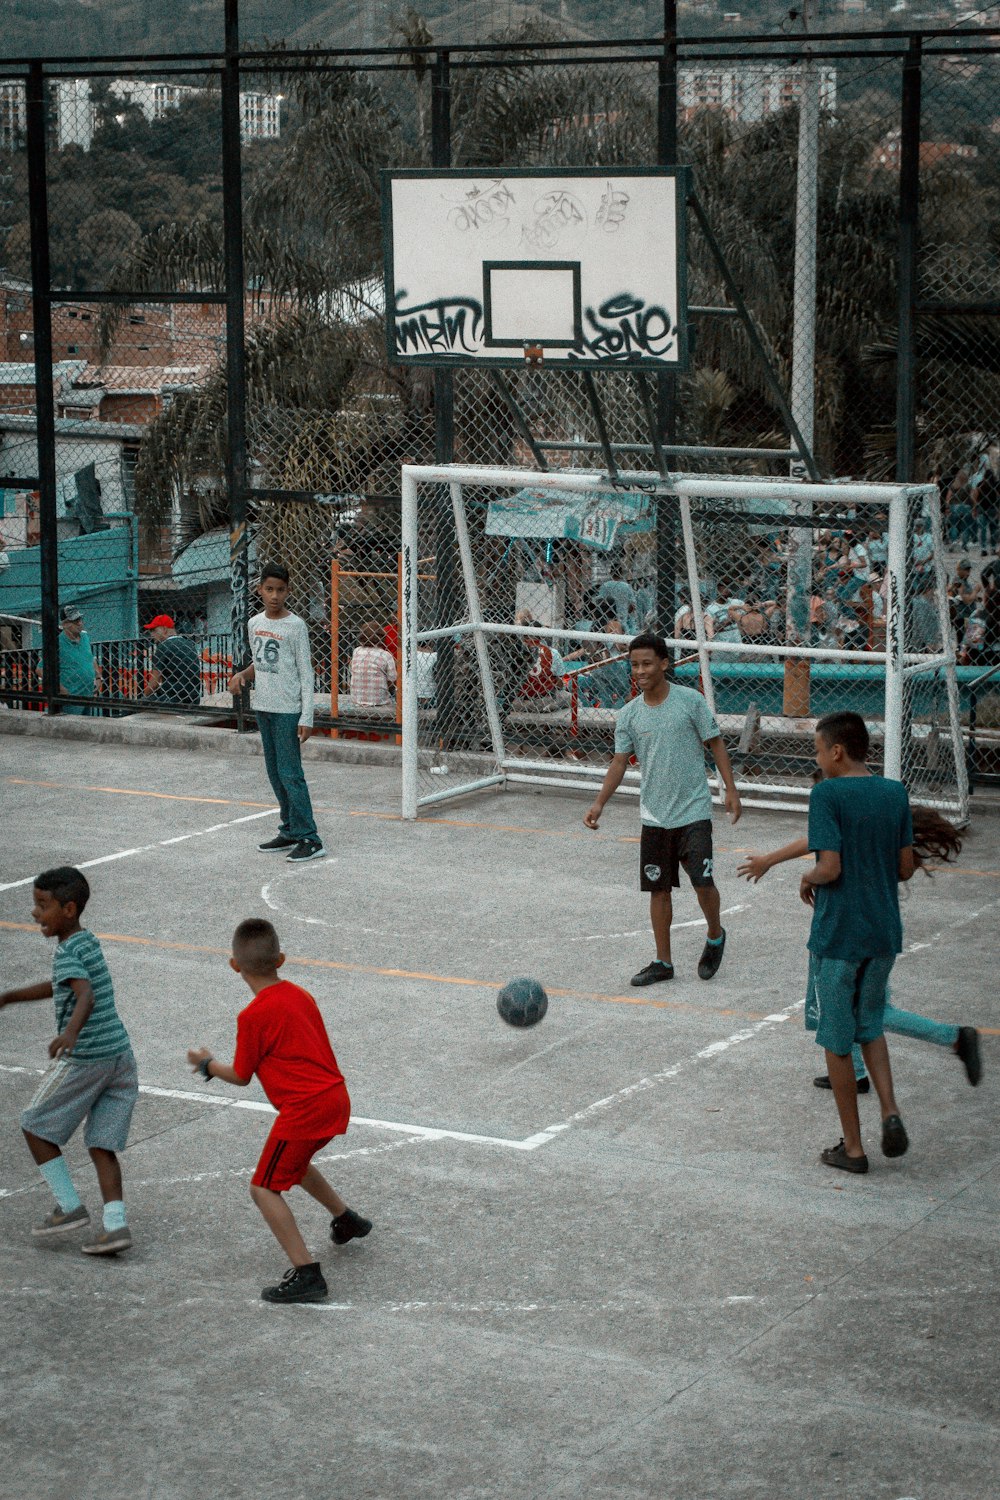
{"left": 331, "top": 1207, "right": 373, "bottom": 1246}
{"left": 258, "top": 833, "right": 297, "bottom": 853}
{"left": 821, "top": 1139, "right": 869, "bottom": 1174}
{"left": 630, "top": 960, "right": 674, "bottom": 988}
{"left": 286, "top": 839, "right": 326, "bottom": 864}
{"left": 881, "top": 1114, "right": 909, "bottom": 1158}
{"left": 955, "top": 1027, "right": 983, "bottom": 1086}
{"left": 697, "top": 929, "right": 726, "bottom": 980}
{"left": 261, "top": 1262, "right": 328, "bottom": 1304}
{"left": 813, "top": 1074, "right": 871, "bottom": 1094}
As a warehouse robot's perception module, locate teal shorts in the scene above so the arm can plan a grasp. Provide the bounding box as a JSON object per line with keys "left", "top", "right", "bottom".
{"left": 806, "top": 954, "right": 896, "bottom": 1056}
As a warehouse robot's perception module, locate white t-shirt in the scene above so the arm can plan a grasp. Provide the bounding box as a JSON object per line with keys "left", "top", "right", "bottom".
{"left": 247, "top": 611, "right": 315, "bottom": 727}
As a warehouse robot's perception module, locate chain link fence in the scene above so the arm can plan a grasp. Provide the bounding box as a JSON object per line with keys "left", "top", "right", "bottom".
{"left": 1, "top": 33, "right": 997, "bottom": 786}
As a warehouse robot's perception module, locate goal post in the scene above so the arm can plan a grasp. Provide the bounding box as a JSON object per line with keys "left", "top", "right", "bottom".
{"left": 400, "top": 464, "right": 968, "bottom": 824}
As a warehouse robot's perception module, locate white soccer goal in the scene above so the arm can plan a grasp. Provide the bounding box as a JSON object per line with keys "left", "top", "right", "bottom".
{"left": 400, "top": 464, "right": 968, "bottom": 824}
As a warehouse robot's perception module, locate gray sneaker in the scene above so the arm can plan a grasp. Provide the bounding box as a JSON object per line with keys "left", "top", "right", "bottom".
{"left": 81, "top": 1226, "right": 133, "bottom": 1256}
{"left": 32, "top": 1204, "right": 90, "bottom": 1238}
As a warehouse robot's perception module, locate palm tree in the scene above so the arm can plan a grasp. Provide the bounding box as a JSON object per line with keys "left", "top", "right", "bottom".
{"left": 104, "top": 25, "right": 988, "bottom": 563}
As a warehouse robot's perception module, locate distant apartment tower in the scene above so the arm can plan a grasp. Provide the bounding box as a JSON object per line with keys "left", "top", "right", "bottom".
{"left": 678, "top": 64, "right": 838, "bottom": 122}
{"left": 55, "top": 79, "right": 95, "bottom": 151}
{"left": 109, "top": 78, "right": 281, "bottom": 142}
{"left": 0, "top": 83, "right": 25, "bottom": 149}
{"left": 0, "top": 77, "right": 281, "bottom": 151}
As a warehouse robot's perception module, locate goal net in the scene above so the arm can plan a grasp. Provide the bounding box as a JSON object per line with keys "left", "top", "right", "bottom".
{"left": 400, "top": 465, "right": 968, "bottom": 825}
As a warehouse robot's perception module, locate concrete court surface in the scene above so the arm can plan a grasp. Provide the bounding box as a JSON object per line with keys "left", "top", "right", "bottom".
{"left": 0, "top": 728, "right": 997, "bottom": 1500}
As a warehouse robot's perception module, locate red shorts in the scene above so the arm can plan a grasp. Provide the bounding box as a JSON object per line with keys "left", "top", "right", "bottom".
{"left": 252, "top": 1127, "right": 334, "bottom": 1192}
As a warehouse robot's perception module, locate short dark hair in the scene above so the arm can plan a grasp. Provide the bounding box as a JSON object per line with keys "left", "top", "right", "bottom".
{"left": 259, "top": 562, "right": 289, "bottom": 585}
{"left": 34, "top": 866, "right": 90, "bottom": 914}
{"left": 232, "top": 917, "right": 281, "bottom": 974}
{"left": 628, "top": 630, "right": 670, "bottom": 660}
{"left": 816, "top": 710, "right": 869, "bottom": 762}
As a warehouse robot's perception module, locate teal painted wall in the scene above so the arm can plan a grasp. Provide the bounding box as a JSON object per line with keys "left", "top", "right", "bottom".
{"left": 0, "top": 525, "right": 138, "bottom": 646}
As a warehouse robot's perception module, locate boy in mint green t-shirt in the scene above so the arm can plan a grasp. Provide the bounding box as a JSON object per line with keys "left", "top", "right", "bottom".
{"left": 584, "top": 631, "right": 741, "bottom": 986}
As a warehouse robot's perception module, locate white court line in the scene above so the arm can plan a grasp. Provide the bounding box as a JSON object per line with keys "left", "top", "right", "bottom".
{"left": 0, "top": 808, "right": 277, "bottom": 894}
{"left": 897, "top": 896, "right": 1000, "bottom": 957}
{"left": 0, "top": 1068, "right": 538, "bottom": 1155}
{"left": 0, "top": 1000, "right": 804, "bottom": 1178}
{"left": 518, "top": 999, "right": 805, "bottom": 1149}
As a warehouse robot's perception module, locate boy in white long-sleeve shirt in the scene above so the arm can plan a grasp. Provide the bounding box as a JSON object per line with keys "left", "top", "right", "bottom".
{"left": 228, "top": 563, "right": 325, "bottom": 863}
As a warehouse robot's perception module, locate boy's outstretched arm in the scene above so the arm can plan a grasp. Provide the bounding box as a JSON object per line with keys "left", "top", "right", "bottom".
{"left": 50, "top": 977, "right": 94, "bottom": 1058}
{"left": 186, "top": 1047, "right": 250, "bottom": 1087}
{"left": 584, "top": 752, "right": 630, "bottom": 829}
{"left": 0, "top": 981, "right": 54, "bottom": 1007}
{"left": 737, "top": 836, "right": 809, "bottom": 882}
{"left": 706, "top": 735, "right": 742, "bottom": 824}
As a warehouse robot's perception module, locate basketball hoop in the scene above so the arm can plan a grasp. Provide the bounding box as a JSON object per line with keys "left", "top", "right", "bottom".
{"left": 523, "top": 342, "right": 544, "bottom": 367}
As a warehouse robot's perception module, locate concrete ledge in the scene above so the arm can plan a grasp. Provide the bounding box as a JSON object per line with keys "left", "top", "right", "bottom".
{"left": 0, "top": 707, "right": 404, "bottom": 769}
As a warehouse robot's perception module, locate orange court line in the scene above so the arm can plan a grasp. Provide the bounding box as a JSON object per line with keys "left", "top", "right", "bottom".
{"left": 0, "top": 919, "right": 774, "bottom": 1021}
{"left": 6, "top": 777, "right": 1000, "bottom": 875}
{"left": 6, "top": 777, "right": 272, "bottom": 809}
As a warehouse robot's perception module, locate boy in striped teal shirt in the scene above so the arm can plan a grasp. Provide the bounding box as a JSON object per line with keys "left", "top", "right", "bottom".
{"left": 0, "top": 866, "right": 138, "bottom": 1254}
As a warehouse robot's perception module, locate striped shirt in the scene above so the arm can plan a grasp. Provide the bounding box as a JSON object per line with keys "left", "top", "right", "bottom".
{"left": 52, "top": 930, "right": 130, "bottom": 1061}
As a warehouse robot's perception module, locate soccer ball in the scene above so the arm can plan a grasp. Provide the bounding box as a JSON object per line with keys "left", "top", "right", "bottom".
{"left": 497, "top": 977, "right": 548, "bottom": 1028}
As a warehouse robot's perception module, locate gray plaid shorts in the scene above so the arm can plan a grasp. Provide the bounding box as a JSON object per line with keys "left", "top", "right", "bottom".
{"left": 20, "top": 1049, "right": 138, "bottom": 1152}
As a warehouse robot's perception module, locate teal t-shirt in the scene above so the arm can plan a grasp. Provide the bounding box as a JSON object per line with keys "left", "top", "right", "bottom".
{"left": 52, "top": 929, "right": 131, "bottom": 1061}
{"left": 614, "top": 683, "right": 720, "bottom": 829}
{"left": 57, "top": 630, "right": 96, "bottom": 696}
{"left": 807, "top": 774, "right": 913, "bottom": 961}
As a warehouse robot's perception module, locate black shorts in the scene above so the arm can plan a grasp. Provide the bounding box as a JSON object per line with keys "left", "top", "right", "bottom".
{"left": 640, "top": 820, "right": 715, "bottom": 892}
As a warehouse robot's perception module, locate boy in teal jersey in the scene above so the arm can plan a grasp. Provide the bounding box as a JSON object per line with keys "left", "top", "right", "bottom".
{"left": 584, "top": 631, "right": 742, "bottom": 985}
{"left": 0, "top": 866, "right": 138, "bottom": 1253}
{"left": 801, "top": 712, "right": 915, "bottom": 1174}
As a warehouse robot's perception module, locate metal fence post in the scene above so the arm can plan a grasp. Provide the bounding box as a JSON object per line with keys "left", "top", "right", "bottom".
{"left": 25, "top": 61, "right": 59, "bottom": 712}
{"left": 223, "top": 0, "right": 251, "bottom": 711}
{"left": 655, "top": 0, "right": 678, "bottom": 637}
{"left": 432, "top": 49, "right": 457, "bottom": 746}
{"left": 896, "top": 37, "right": 922, "bottom": 484}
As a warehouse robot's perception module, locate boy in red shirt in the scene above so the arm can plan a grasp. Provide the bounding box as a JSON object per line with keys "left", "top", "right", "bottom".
{"left": 186, "top": 918, "right": 371, "bottom": 1303}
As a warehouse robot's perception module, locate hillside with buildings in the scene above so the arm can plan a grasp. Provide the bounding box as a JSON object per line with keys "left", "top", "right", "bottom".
{"left": 6, "top": 0, "right": 998, "bottom": 56}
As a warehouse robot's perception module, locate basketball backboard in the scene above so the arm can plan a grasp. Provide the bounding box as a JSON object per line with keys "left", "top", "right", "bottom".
{"left": 382, "top": 168, "right": 690, "bottom": 370}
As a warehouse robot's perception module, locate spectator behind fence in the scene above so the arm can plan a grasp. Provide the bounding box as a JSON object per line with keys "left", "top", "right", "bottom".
{"left": 973, "top": 448, "right": 1000, "bottom": 557}
{"left": 948, "top": 559, "right": 978, "bottom": 635}
{"left": 350, "top": 621, "right": 397, "bottom": 708}
{"left": 415, "top": 640, "right": 437, "bottom": 705}
{"left": 43, "top": 605, "right": 95, "bottom": 714}
{"left": 511, "top": 613, "right": 571, "bottom": 712}
{"left": 981, "top": 564, "right": 1000, "bottom": 665}
{"left": 911, "top": 517, "right": 934, "bottom": 584}
{"left": 910, "top": 579, "right": 943, "bottom": 652}
{"left": 596, "top": 577, "right": 638, "bottom": 634}
{"left": 143, "top": 615, "right": 201, "bottom": 707}
{"left": 945, "top": 470, "right": 975, "bottom": 549}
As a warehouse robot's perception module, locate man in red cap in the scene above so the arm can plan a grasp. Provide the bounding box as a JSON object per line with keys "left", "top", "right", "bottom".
{"left": 143, "top": 615, "right": 202, "bottom": 707}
